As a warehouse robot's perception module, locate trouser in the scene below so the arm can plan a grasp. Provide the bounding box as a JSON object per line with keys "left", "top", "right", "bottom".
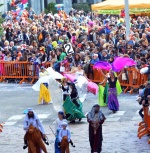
{"left": 139, "top": 108, "right": 144, "bottom": 119}
{"left": 55, "top": 139, "right": 61, "bottom": 153}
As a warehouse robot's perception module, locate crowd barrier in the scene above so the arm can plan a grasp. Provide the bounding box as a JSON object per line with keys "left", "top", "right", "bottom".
{"left": 90, "top": 67, "right": 148, "bottom": 94}
{"left": 0, "top": 61, "right": 51, "bottom": 84}
{"left": 138, "top": 107, "right": 150, "bottom": 144}
{"left": 0, "top": 62, "right": 149, "bottom": 93}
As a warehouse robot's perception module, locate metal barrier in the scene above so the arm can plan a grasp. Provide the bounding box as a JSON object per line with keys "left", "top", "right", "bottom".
{"left": 91, "top": 67, "right": 148, "bottom": 94}
{"left": 138, "top": 107, "right": 150, "bottom": 144}
{"left": 0, "top": 62, "right": 148, "bottom": 90}
{"left": 0, "top": 61, "right": 51, "bottom": 84}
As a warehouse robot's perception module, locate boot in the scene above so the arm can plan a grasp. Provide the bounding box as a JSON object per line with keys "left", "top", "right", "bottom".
{"left": 23, "top": 142, "right": 28, "bottom": 149}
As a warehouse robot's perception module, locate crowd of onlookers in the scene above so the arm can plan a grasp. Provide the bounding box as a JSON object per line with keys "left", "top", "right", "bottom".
{"left": 0, "top": 8, "right": 150, "bottom": 77}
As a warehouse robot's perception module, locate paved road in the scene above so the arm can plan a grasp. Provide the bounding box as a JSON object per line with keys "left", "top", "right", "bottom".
{"left": 0, "top": 83, "right": 141, "bottom": 125}
{"left": 0, "top": 83, "right": 149, "bottom": 153}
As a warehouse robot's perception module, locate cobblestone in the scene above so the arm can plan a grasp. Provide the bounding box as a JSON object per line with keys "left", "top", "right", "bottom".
{"left": 1, "top": 121, "right": 150, "bottom": 153}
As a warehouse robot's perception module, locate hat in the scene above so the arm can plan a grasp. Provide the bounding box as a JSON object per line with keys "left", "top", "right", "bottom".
{"left": 28, "top": 108, "right": 33, "bottom": 112}
{"left": 102, "top": 50, "right": 107, "bottom": 53}
{"left": 93, "top": 104, "right": 100, "bottom": 107}
{"left": 41, "top": 66, "right": 45, "bottom": 70}
{"left": 62, "top": 122, "right": 68, "bottom": 127}
{"left": 93, "top": 54, "right": 98, "bottom": 57}
{"left": 58, "top": 111, "right": 64, "bottom": 116}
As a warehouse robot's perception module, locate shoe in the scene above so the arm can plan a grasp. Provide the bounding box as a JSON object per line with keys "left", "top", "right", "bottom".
{"left": 43, "top": 138, "right": 49, "bottom": 145}
{"left": 112, "top": 110, "right": 116, "bottom": 114}
{"left": 79, "top": 118, "right": 82, "bottom": 122}
{"left": 70, "top": 120, "right": 75, "bottom": 123}
{"left": 23, "top": 144, "right": 28, "bottom": 149}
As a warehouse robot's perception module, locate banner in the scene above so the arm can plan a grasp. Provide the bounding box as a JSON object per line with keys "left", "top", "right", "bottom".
{"left": 96, "top": 8, "right": 150, "bottom": 15}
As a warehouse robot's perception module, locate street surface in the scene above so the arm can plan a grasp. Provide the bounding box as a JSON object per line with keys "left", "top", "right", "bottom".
{"left": 0, "top": 83, "right": 150, "bottom": 153}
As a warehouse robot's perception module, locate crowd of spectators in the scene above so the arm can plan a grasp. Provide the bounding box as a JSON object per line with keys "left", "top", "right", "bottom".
{"left": 1, "top": 8, "right": 150, "bottom": 76}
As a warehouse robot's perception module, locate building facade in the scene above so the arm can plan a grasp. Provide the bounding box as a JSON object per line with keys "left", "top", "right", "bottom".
{"left": 0, "top": 0, "right": 102, "bottom": 14}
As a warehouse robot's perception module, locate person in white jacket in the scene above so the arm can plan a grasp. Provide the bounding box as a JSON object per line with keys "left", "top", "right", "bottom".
{"left": 58, "top": 122, "right": 71, "bottom": 153}
{"left": 23, "top": 108, "right": 46, "bottom": 149}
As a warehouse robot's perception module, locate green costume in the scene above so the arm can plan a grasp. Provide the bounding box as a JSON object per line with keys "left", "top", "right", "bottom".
{"left": 98, "top": 83, "right": 108, "bottom": 107}
{"left": 63, "top": 96, "right": 85, "bottom": 121}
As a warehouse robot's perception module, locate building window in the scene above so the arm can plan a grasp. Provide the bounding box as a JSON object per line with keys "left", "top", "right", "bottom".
{"left": 56, "top": 0, "right": 63, "bottom": 3}
{"left": 72, "top": 0, "right": 77, "bottom": 3}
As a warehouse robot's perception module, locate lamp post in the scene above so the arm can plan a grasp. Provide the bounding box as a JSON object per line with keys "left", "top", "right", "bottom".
{"left": 124, "top": 0, "right": 130, "bottom": 41}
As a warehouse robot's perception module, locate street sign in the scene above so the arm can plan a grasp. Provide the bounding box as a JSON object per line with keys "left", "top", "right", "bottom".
{"left": 64, "top": 43, "right": 74, "bottom": 55}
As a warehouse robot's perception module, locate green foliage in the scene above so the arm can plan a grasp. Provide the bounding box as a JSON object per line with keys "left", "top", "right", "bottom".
{"left": 0, "top": 4, "right": 4, "bottom": 37}
{"left": 73, "top": 3, "right": 91, "bottom": 13}
{"left": 45, "top": 2, "right": 57, "bottom": 14}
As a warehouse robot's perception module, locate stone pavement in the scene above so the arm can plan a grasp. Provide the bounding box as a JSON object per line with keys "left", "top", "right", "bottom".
{"left": 0, "top": 83, "right": 150, "bottom": 152}
{"left": 1, "top": 120, "right": 150, "bottom": 153}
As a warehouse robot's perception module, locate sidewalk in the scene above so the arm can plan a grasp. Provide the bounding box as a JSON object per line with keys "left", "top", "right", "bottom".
{"left": 0, "top": 120, "right": 150, "bottom": 153}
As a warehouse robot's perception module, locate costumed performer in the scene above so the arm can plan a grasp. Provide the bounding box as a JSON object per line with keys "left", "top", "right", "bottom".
{"left": 66, "top": 64, "right": 89, "bottom": 102}
{"left": 58, "top": 122, "right": 71, "bottom": 153}
{"left": 98, "top": 83, "right": 108, "bottom": 107}
{"left": 23, "top": 108, "right": 48, "bottom": 149}
{"left": 61, "top": 77, "right": 70, "bottom": 102}
{"left": 61, "top": 77, "right": 85, "bottom": 123}
{"left": 98, "top": 73, "right": 122, "bottom": 107}
{"left": 55, "top": 111, "right": 67, "bottom": 153}
{"left": 87, "top": 104, "right": 106, "bottom": 153}
{"left": 100, "top": 69, "right": 123, "bottom": 113}
{"left": 38, "top": 66, "right": 51, "bottom": 104}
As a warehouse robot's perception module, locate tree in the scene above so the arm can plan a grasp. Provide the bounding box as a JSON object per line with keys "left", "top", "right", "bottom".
{"left": 73, "top": 3, "right": 91, "bottom": 13}
{"left": 0, "top": 4, "right": 4, "bottom": 37}
{"left": 45, "top": 2, "right": 57, "bottom": 14}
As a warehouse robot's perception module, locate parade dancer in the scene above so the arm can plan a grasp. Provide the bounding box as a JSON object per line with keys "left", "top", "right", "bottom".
{"left": 61, "top": 77, "right": 85, "bottom": 123}
{"left": 87, "top": 104, "right": 106, "bottom": 153}
{"left": 66, "top": 64, "right": 89, "bottom": 102}
{"left": 100, "top": 69, "right": 123, "bottom": 113}
{"left": 38, "top": 66, "right": 51, "bottom": 104}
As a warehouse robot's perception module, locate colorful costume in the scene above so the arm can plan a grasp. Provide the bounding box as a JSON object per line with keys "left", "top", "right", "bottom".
{"left": 38, "top": 69, "right": 51, "bottom": 104}
{"left": 107, "top": 77, "right": 122, "bottom": 111}
{"left": 98, "top": 74, "right": 122, "bottom": 108}
{"left": 87, "top": 104, "right": 106, "bottom": 153}
{"left": 62, "top": 83, "right": 85, "bottom": 121}
{"left": 38, "top": 83, "right": 51, "bottom": 104}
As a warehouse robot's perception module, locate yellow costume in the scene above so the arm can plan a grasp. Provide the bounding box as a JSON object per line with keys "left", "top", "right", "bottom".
{"left": 38, "top": 84, "right": 51, "bottom": 104}
{"left": 38, "top": 69, "right": 51, "bottom": 104}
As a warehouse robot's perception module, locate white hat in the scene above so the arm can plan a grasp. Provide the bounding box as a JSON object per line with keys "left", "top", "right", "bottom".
{"left": 61, "top": 122, "right": 68, "bottom": 127}
{"left": 93, "top": 54, "right": 98, "bottom": 57}
{"left": 28, "top": 108, "right": 33, "bottom": 112}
